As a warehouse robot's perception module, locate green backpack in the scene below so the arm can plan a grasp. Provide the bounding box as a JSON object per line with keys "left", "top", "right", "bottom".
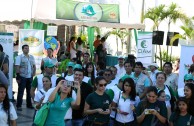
{"left": 34, "top": 102, "right": 51, "bottom": 126}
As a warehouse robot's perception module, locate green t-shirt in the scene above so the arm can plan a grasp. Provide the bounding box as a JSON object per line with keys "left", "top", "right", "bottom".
{"left": 136, "top": 100, "right": 167, "bottom": 126}
{"left": 170, "top": 113, "right": 194, "bottom": 126}
{"left": 86, "top": 92, "right": 112, "bottom": 123}
{"left": 45, "top": 93, "right": 73, "bottom": 126}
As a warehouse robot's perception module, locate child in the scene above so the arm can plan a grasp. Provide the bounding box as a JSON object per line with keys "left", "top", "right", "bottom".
{"left": 169, "top": 97, "right": 194, "bottom": 126}
{"left": 158, "top": 90, "right": 166, "bottom": 102}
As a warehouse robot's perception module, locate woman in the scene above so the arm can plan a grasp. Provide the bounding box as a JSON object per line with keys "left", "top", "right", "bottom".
{"left": 155, "top": 72, "right": 174, "bottom": 118}
{"left": 184, "top": 83, "right": 194, "bottom": 116}
{"left": 111, "top": 78, "right": 140, "bottom": 126}
{"left": 41, "top": 48, "right": 58, "bottom": 73}
{"left": 136, "top": 86, "right": 168, "bottom": 126}
{"left": 76, "top": 37, "right": 83, "bottom": 61}
{"left": 84, "top": 76, "right": 111, "bottom": 126}
{"left": 169, "top": 97, "right": 194, "bottom": 126}
{"left": 34, "top": 76, "right": 52, "bottom": 110}
{"left": 44, "top": 80, "right": 81, "bottom": 126}
{"left": 69, "top": 37, "right": 77, "bottom": 59}
{"left": 0, "top": 84, "right": 17, "bottom": 126}
{"left": 84, "top": 62, "right": 95, "bottom": 87}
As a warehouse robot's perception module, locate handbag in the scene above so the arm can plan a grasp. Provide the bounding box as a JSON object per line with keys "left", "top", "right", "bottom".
{"left": 33, "top": 102, "right": 51, "bottom": 126}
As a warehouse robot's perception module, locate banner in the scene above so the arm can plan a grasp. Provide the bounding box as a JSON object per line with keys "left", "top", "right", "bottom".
{"left": 178, "top": 45, "right": 194, "bottom": 89}
{"left": 0, "top": 33, "right": 14, "bottom": 99}
{"left": 56, "top": 0, "right": 120, "bottom": 23}
{"left": 19, "top": 29, "right": 45, "bottom": 74}
{"left": 136, "top": 31, "right": 153, "bottom": 65}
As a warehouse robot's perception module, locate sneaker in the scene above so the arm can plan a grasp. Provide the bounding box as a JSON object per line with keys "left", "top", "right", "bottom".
{"left": 17, "top": 107, "right": 22, "bottom": 111}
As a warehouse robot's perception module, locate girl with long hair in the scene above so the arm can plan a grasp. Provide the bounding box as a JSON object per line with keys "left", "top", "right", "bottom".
{"left": 169, "top": 97, "right": 194, "bottom": 126}
{"left": 69, "top": 37, "right": 77, "bottom": 59}
{"left": 76, "top": 37, "right": 83, "bottom": 61}
{"left": 44, "top": 80, "right": 81, "bottom": 126}
{"left": 0, "top": 84, "right": 17, "bottom": 126}
{"left": 184, "top": 83, "right": 194, "bottom": 116}
{"left": 84, "top": 62, "right": 95, "bottom": 87}
{"left": 111, "top": 78, "right": 140, "bottom": 126}
{"left": 136, "top": 86, "right": 168, "bottom": 126}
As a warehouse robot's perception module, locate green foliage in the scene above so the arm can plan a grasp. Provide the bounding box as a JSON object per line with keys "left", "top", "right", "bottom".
{"left": 156, "top": 50, "right": 178, "bottom": 63}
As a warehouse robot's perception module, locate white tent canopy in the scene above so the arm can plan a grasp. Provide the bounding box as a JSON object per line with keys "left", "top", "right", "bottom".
{"left": 0, "top": 0, "right": 145, "bottom": 29}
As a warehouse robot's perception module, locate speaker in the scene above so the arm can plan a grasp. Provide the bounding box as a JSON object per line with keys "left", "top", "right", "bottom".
{"left": 152, "top": 31, "right": 164, "bottom": 45}
{"left": 166, "top": 32, "right": 179, "bottom": 46}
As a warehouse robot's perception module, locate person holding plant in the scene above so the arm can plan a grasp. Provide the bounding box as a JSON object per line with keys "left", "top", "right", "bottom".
{"left": 44, "top": 79, "right": 81, "bottom": 126}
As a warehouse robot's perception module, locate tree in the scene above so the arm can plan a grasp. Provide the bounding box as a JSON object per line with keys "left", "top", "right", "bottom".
{"left": 144, "top": 4, "right": 166, "bottom": 70}
{"left": 104, "top": 29, "right": 130, "bottom": 55}
{"left": 163, "top": 3, "right": 187, "bottom": 61}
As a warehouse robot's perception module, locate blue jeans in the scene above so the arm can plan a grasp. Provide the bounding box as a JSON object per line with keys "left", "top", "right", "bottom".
{"left": 16, "top": 77, "right": 33, "bottom": 108}
{"left": 65, "top": 119, "right": 72, "bottom": 126}
{"left": 72, "top": 119, "right": 84, "bottom": 126}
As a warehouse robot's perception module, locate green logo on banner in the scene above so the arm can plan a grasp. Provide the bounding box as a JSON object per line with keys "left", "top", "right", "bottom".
{"left": 141, "top": 40, "right": 148, "bottom": 48}
{"left": 75, "top": 3, "right": 103, "bottom": 22}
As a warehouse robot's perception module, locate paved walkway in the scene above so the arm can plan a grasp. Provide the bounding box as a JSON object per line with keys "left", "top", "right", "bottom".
{"left": 12, "top": 79, "right": 34, "bottom": 126}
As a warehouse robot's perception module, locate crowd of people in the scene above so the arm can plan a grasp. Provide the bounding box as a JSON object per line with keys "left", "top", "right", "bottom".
{"left": 0, "top": 34, "right": 194, "bottom": 126}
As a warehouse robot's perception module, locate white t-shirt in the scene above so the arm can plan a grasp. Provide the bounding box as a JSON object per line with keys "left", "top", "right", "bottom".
{"left": 115, "top": 64, "right": 126, "bottom": 79}
{"left": 34, "top": 88, "right": 47, "bottom": 102}
{"left": 36, "top": 74, "right": 58, "bottom": 90}
{"left": 0, "top": 102, "right": 17, "bottom": 126}
{"left": 113, "top": 91, "right": 140, "bottom": 123}
{"left": 106, "top": 81, "right": 117, "bottom": 90}
{"left": 42, "top": 87, "right": 77, "bottom": 119}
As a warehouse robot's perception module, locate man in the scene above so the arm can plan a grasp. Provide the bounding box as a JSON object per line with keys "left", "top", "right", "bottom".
{"left": 15, "top": 44, "right": 36, "bottom": 111}
{"left": 124, "top": 61, "right": 133, "bottom": 76}
{"left": 131, "top": 62, "right": 151, "bottom": 100}
{"left": 30, "top": 61, "right": 58, "bottom": 100}
{"left": 93, "top": 35, "right": 101, "bottom": 63}
{"left": 148, "top": 63, "right": 160, "bottom": 86}
{"left": 109, "top": 66, "right": 119, "bottom": 85}
{"left": 82, "top": 53, "right": 90, "bottom": 68}
{"left": 103, "top": 69, "right": 117, "bottom": 90}
{"left": 72, "top": 68, "right": 93, "bottom": 126}
{"left": 0, "top": 44, "right": 9, "bottom": 79}
{"left": 62, "top": 61, "right": 75, "bottom": 81}
{"left": 115, "top": 56, "right": 126, "bottom": 78}
{"left": 163, "top": 62, "right": 178, "bottom": 96}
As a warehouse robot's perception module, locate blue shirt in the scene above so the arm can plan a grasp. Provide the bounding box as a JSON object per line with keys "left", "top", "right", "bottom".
{"left": 45, "top": 93, "right": 73, "bottom": 126}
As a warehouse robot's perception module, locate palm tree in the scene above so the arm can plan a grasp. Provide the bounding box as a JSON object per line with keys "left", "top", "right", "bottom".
{"left": 144, "top": 4, "right": 166, "bottom": 70}
{"left": 163, "top": 3, "right": 187, "bottom": 61}
{"left": 104, "top": 29, "right": 130, "bottom": 55}
{"left": 170, "top": 16, "right": 194, "bottom": 45}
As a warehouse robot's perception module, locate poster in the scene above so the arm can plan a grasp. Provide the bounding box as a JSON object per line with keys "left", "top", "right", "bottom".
{"left": 19, "top": 29, "right": 44, "bottom": 74}
{"left": 136, "top": 31, "right": 153, "bottom": 65}
{"left": 178, "top": 45, "right": 194, "bottom": 89}
{"left": 0, "top": 32, "right": 14, "bottom": 99}
{"left": 56, "top": 0, "right": 120, "bottom": 23}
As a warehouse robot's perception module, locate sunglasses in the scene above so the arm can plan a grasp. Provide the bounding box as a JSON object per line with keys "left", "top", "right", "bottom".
{"left": 99, "top": 83, "right": 107, "bottom": 87}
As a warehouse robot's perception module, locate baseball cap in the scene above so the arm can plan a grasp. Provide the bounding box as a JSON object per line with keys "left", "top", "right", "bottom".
{"left": 118, "top": 55, "right": 125, "bottom": 59}
{"left": 44, "top": 61, "right": 55, "bottom": 68}
{"left": 73, "top": 64, "right": 82, "bottom": 70}
{"left": 184, "top": 74, "right": 193, "bottom": 81}
{"left": 148, "top": 63, "right": 159, "bottom": 68}
{"left": 67, "top": 62, "right": 75, "bottom": 67}
{"left": 120, "top": 75, "right": 131, "bottom": 81}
